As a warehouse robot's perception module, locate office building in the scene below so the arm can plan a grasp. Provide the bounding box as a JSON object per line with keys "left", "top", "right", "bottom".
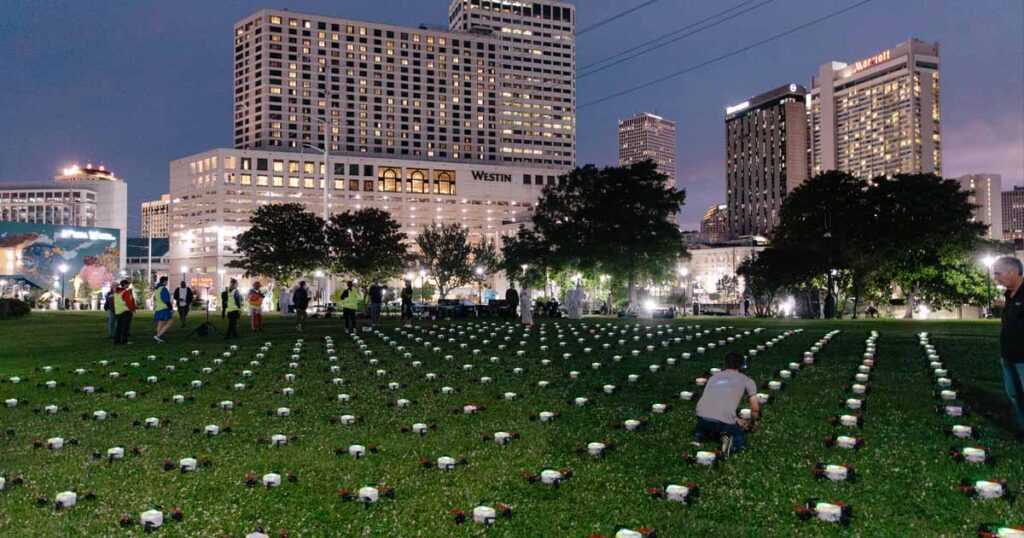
{"left": 956, "top": 174, "right": 1002, "bottom": 240}
{"left": 725, "top": 84, "right": 808, "bottom": 238}
{"left": 618, "top": 112, "right": 676, "bottom": 186}
{"left": 700, "top": 204, "right": 729, "bottom": 244}
{"left": 809, "top": 38, "right": 941, "bottom": 179}
{"left": 1005, "top": 186, "right": 1024, "bottom": 244}
{"left": 141, "top": 194, "right": 170, "bottom": 238}
{"left": 0, "top": 164, "right": 127, "bottom": 270}
{"left": 232, "top": 0, "right": 574, "bottom": 168}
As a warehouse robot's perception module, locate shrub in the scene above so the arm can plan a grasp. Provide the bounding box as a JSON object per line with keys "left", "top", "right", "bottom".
{"left": 0, "top": 298, "right": 30, "bottom": 320}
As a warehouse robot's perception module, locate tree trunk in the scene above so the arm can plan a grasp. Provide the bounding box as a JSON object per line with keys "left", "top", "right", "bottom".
{"left": 904, "top": 288, "right": 916, "bottom": 319}
{"left": 627, "top": 281, "right": 638, "bottom": 313}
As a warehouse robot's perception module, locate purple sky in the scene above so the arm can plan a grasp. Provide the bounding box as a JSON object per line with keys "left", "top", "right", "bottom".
{"left": 1, "top": 0, "right": 1021, "bottom": 232}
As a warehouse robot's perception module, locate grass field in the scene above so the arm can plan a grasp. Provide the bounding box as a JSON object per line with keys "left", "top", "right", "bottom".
{"left": 0, "top": 311, "right": 1021, "bottom": 537}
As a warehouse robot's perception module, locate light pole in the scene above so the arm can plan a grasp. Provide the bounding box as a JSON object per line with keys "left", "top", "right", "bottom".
{"left": 315, "top": 270, "right": 325, "bottom": 309}
{"left": 58, "top": 264, "right": 69, "bottom": 310}
{"left": 678, "top": 267, "right": 690, "bottom": 313}
{"left": 475, "top": 266, "right": 484, "bottom": 305}
{"left": 180, "top": 264, "right": 188, "bottom": 285}
{"left": 301, "top": 87, "right": 338, "bottom": 303}
{"left": 217, "top": 269, "right": 226, "bottom": 310}
{"left": 418, "top": 268, "right": 427, "bottom": 302}
{"left": 982, "top": 255, "right": 996, "bottom": 318}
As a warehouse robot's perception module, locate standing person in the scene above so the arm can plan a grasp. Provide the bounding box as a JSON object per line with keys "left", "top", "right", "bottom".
{"left": 519, "top": 287, "right": 533, "bottom": 327}
{"left": 505, "top": 283, "right": 519, "bottom": 319}
{"left": 400, "top": 279, "right": 414, "bottom": 328}
{"left": 224, "top": 278, "right": 242, "bottom": 339}
{"left": 292, "top": 281, "right": 310, "bottom": 331}
{"left": 248, "top": 281, "right": 265, "bottom": 332}
{"left": 368, "top": 278, "right": 384, "bottom": 330}
{"left": 743, "top": 297, "right": 751, "bottom": 317}
{"left": 336, "top": 280, "right": 361, "bottom": 331}
{"left": 103, "top": 284, "right": 116, "bottom": 338}
{"left": 153, "top": 276, "right": 174, "bottom": 343}
{"left": 279, "top": 287, "right": 293, "bottom": 317}
{"left": 993, "top": 256, "right": 1024, "bottom": 436}
{"left": 173, "top": 281, "right": 194, "bottom": 327}
{"left": 692, "top": 352, "right": 759, "bottom": 457}
{"left": 113, "top": 279, "right": 136, "bottom": 345}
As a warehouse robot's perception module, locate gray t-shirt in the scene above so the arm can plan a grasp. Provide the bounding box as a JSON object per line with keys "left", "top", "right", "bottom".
{"left": 695, "top": 369, "right": 757, "bottom": 424}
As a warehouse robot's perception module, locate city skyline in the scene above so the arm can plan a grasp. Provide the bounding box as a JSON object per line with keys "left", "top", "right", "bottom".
{"left": 1, "top": 0, "right": 1022, "bottom": 231}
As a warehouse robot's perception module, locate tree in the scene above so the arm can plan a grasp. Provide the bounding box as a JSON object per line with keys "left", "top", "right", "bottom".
{"left": 228, "top": 203, "right": 326, "bottom": 285}
{"left": 869, "top": 174, "right": 986, "bottom": 318}
{"left": 715, "top": 275, "right": 739, "bottom": 304}
{"left": 415, "top": 223, "right": 474, "bottom": 299}
{"left": 517, "top": 160, "right": 689, "bottom": 310}
{"left": 499, "top": 227, "right": 552, "bottom": 288}
{"left": 325, "top": 208, "right": 408, "bottom": 284}
{"left": 470, "top": 237, "right": 501, "bottom": 285}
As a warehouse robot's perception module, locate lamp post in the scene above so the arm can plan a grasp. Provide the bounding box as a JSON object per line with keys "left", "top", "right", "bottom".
{"left": 475, "top": 266, "right": 484, "bottom": 305}
{"left": 180, "top": 264, "right": 188, "bottom": 285}
{"left": 315, "top": 270, "right": 325, "bottom": 308}
{"left": 301, "top": 87, "right": 338, "bottom": 303}
{"left": 982, "top": 255, "right": 996, "bottom": 318}
{"left": 678, "top": 267, "right": 690, "bottom": 313}
{"left": 418, "top": 268, "right": 427, "bottom": 302}
{"left": 58, "top": 264, "right": 69, "bottom": 310}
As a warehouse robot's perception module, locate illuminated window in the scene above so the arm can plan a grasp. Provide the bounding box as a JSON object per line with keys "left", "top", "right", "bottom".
{"left": 378, "top": 167, "right": 401, "bottom": 192}
{"left": 289, "top": 161, "right": 299, "bottom": 173}
{"left": 240, "top": 158, "right": 251, "bottom": 171}
{"left": 240, "top": 174, "right": 252, "bottom": 185}
{"left": 406, "top": 169, "right": 428, "bottom": 193}
{"left": 289, "top": 177, "right": 299, "bottom": 188}
{"left": 304, "top": 162, "right": 315, "bottom": 174}
{"left": 304, "top": 178, "right": 314, "bottom": 189}
{"left": 257, "top": 175, "right": 268, "bottom": 186}
{"left": 363, "top": 180, "right": 374, "bottom": 192}
{"left": 434, "top": 170, "right": 456, "bottom": 195}
{"left": 349, "top": 180, "right": 359, "bottom": 191}
{"left": 273, "top": 176, "right": 284, "bottom": 187}
{"left": 334, "top": 179, "right": 344, "bottom": 190}
{"left": 273, "top": 160, "right": 284, "bottom": 172}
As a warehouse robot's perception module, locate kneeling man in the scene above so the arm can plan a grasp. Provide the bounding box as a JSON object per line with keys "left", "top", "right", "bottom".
{"left": 692, "top": 352, "right": 759, "bottom": 456}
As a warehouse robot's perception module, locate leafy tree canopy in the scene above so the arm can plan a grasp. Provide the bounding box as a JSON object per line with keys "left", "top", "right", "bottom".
{"left": 227, "top": 203, "right": 326, "bottom": 285}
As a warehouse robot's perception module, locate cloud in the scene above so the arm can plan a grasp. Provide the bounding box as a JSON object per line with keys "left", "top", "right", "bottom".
{"left": 943, "top": 117, "right": 1024, "bottom": 187}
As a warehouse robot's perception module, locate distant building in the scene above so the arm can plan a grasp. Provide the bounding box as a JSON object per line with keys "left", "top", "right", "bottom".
{"left": 679, "top": 229, "right": 702, "bottom": 248}
{"left": 810, "top": 38, "right": 941, "bottom": 179}
{"left": 1005, "top": 186, "right": 1024, "bottom": 244}
{"left": 681, "top": 242, "right": 766, "bottom": 302}
{"left": 0, "top": 164, "right": 127, "bottom": 270}
{"left": 618, "top": 112, "right": 677, "bottom": 186}
{"left": 955, "top": 174, "right": 1002, "bottom": 240}
{"left": 700, "top": 204, "right": 729, "bottom": 244}
{"left": 126, "top": 237, "right": 169, "bottom": 284}
{"left": 141, "top": 194, "right": 170, "bottom": 239}
{"left": 725, "top": 84, "right": 808, "bottom": 238}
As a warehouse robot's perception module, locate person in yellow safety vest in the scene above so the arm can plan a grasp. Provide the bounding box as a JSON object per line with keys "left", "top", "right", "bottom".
{"left": 336, "top": 280, "right": 363, "bottom": 331}
{"left": 224, "top": 278, "right": 243, "bottom": 339}
{"left": 153, "top": 276, "right": 174, "bottom": 343}
{"left": 248, "top": 281, "right": 265, "bottom": 332}
{"left": 112, "top": 279, "right": 136, "bottom": 345}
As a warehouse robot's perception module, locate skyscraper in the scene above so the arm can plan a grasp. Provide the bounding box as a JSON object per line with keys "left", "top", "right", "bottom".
{"left": 232, "top": 0, "right": 575, "bottom": 168}
{"left": 700, "top": 204, "right": 728, "bottom": 244}
{"left": 141, "top": 194, "right": 170, "bottom": 238}
{"left": 1004, "top": 186, "right": 1024, "bottom": 244}
{"left": 618, "top": 112, "right": 677, "bottom": 187}
{"left": 957, "top": 174, "right": 1002, "bottom": 240}
{"left": 725, "top": 84, "right": 808, "bottom": 238}
{"left": 809, "top": 38, "right": 941, "bottom": 180}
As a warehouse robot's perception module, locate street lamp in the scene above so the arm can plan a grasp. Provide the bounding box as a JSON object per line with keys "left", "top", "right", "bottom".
{"left": 418, "top": 268, "right": 427, "bottom": 302}
{"left": 678, "top": 267, "right": 690, "bottom": 312}
{"left": 982, "top": 255, "right": 996, "bottom": 318}
{"left": 180, "top": 264, "right": 189, "bottom": 285}
{"left": 475, "top": 266, "right": 484, "bottom": 305}
{"left": 58, "top": 264, "right": 69, "bottom": 310}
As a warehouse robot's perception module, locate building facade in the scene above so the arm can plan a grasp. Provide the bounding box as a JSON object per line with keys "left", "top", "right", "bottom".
{"left": 0, "top": 164, "right": 127, "bottom": 270}
{"left": 141, "top": 194, "right": 170, "bottom": 238}
{"left": 618, "top": 112, "right": 676, "bottom": 186}
{"left": 700, "top": 204, "right": 729, "bottom": 244}
{"left": 725, "top": 84, "right": 808, "bottom": 238}
{"left": 168, "top": 149, "right": 561, "bottom": 283}
{"left": 1005, "top": 186, "right": 1024, "bottom": 244}
{"left": 957, "top": 174, "right": 1002, "bottom": 240}
{"left": 681, "top": 243, "right": 766, "bottom": 302}
{"left": 809, "top": 39, "right": 941, "bottom": 180}
{"left": 232, "top": 0, "right": 574, "bottom": 168}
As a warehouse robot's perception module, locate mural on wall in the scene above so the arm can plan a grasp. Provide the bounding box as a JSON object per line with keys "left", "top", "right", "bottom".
{"left": 0, "top": 222, "right": 120, "bottom": 290}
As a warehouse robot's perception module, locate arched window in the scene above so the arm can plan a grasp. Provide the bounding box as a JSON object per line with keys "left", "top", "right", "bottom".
{"left": 378, "top": 167, "right": 401, "bottom": 192}
{"left": 434, "top": 170, "right": 456, "bottom": 195}
{"left": 406, "top": 169, "right": 428, "bottom": 193}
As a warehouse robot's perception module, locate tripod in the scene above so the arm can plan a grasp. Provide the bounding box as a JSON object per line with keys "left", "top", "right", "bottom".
{"left": 188, "top": 286, "right": 222, "bottom": 338}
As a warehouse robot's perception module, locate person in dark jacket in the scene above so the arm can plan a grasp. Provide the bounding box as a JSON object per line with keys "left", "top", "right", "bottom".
{"left": 400, "top": 279, "right": 414, "bottom": 327}
{"left": 173, "top": 281, "right": 194, "bottom": 327}
{"left": 505, "top": 284, "right": 519, "bottom": 318}
{"left": 292, "top": 281, "right": 310, "bottom": 331}
{"left": 994, "top": 256, "right": 1024, "bottom": 434}
{"left": 368, "top": 278, "right": 384, "bottom": 329}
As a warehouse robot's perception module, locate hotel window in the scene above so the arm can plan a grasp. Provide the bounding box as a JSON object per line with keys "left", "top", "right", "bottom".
{"left": 363, "top": 164, "right": 374, "bottom": 176}
{"left": 434, "top": 170, "right": 456, "bottom": 195}
{"left": 349, "top": 179, "right": 359, "bottom": 191}
{"left": 349, "top": 164, "right": 359, "bottom": 176}
{"left": 378, "top": 167, "right": 402, "bottom": 192}
{"left": 523, "top": 174, "right": 531, "bottom": 184}
{"left": 288, "top": 160, "right": 300, "bottom": 173}
{"left": 257, "top": 175, "right": 268, "bottom": 186}
{"left": 363, "top": 180, "right": 374, "bottom": 192}
{"left": 240, "top": 174, "right": 252, "bottom": 185}
{"left": 241, "top": 158, "right": 251, "bottom": 170}
{"left": 257, "top": 159, "right": 268, "bottom": 171}
{"left": 334, "top": 179, "right": 345, "bottom": 190}
{"left": 289, "top": 177, "right": 299, "bottom": 188}
{"left": 304, "top": 162, "right": 315, "bottom": 174}
{"left": 334, "top": 163, "right": 345, "bottom": 175}
{"left": 406, "top": 169, "right": 428, "bottom": 193}
{"left": 304, "top": 178, "right": 315, "bottom": 189}
{"left": 273, "top": 176, "right": 284, "bottom": 187}
{"left": 224, "top": 156, "right": 236, "bottom": 169}
{"left": 273, "top": 160, "right": 284, "bottom": 172}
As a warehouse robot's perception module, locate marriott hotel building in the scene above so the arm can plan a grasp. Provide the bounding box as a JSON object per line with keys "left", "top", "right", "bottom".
{"left": 170, "top": 0, "right": 575, "bottom": 283}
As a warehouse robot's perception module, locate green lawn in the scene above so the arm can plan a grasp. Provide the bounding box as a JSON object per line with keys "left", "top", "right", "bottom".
{"left": 0, "top": 312, "right": 1020, "bottom": 536}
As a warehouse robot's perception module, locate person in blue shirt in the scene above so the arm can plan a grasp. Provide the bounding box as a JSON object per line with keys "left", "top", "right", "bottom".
{"left": 153, "top": 276, "right": 174, "bottom": 343}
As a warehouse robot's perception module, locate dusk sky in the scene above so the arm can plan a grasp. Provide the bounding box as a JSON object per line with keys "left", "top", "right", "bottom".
{"left": 1, "top": 0, "right": 1021, "bottom": 232}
